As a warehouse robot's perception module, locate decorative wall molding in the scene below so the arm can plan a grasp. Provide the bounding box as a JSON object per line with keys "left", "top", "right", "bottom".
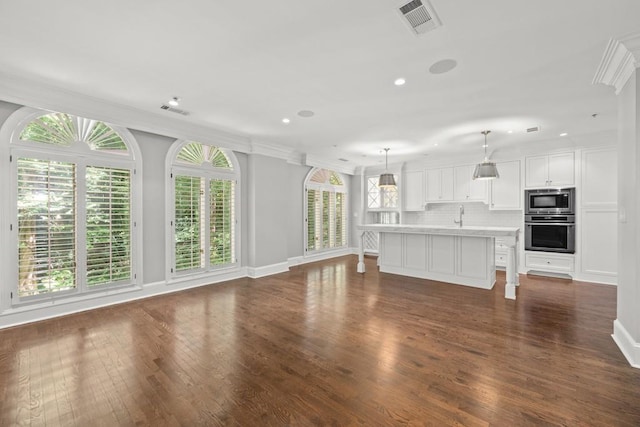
{"left": 613, "top": 319, "right": 640, "bottom": 368}
{"left": 0, "top": 70, "right": 252, "bottom": 152}
{"left": 593, "top": 31, "right": 640, "bottom": 94}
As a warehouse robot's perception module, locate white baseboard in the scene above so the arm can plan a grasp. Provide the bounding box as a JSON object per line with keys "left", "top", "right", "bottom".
{"left": 612, "top": 319, "right": 640, "bottom": 368}
{"left": 288, "top": 247, "right": 357, "bottom": 267}
{"left": 0, "top": 267, "right": 248, "bottom": 330}
{"left": 247, "top": 261, "right": 289, "bottom": 278}
{"left": 572, "top": 272, "right": 617, "bottom": 286}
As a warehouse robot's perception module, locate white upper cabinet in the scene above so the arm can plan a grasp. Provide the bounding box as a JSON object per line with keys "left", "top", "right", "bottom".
{"left": 525, "top": 152, "right": 574, "bottom": 188}
{"left": 426, "top": 167, "right": 454, "bottom": 202}
{"left": 490, "top": 160, "right": 521, "bottom": 210}
{"left": 403, "top": 170, "right": 425, "bottom": 211}
{"left": 454, "top": 165, "right": 487, "bottom": 202}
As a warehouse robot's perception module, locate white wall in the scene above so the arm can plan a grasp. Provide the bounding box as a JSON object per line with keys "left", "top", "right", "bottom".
{"left": 247, "top": 154, "right": 290, "bottom": 271}
{"left": 132, "top": 130, "right": 174, "bottom": 283}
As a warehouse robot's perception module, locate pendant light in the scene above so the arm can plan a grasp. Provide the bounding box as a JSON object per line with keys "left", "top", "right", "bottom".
{"left": 378, "top": 148, "right": 396, "bottom": 188}
{"left": 472, "top": 130, "right": 500, "bottom": 180}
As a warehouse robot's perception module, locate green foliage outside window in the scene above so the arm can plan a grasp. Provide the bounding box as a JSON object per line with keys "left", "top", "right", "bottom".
{"left": 18, "top": 158, "right": 77, "bottom": 296}
{"left": 175, "top": 176, "right": 204, "bottom": 271}
{"left": 86, "top": 166, "right": 131, "bottom": 286}
{"left": 210, "top": 179, "right": 234, "bottom": 265}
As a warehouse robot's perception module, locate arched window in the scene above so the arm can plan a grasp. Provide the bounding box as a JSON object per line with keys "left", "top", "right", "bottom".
{"left": 168, "top": 141, "right": 239, "bottom": 275}
{"left": 2, "top": 108, "right": 141, "bottom": 303}
{"left": 305, "top": 168, "right": 348, "bottom": 253}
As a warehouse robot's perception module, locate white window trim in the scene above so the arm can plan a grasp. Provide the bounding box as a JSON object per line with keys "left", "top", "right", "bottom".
{"left": 0, "top": 107, "right": 143, "bottom": 310}
{"left": 164, "top": 140, "right": 241, "bottom": 282}
{"left": 303, "top": 168, "right": 349, "bottom": 256}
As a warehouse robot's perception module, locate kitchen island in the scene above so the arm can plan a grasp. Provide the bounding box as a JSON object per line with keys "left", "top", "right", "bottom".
{"left": 357, "top": 224, "right": 520, "bottom": 299}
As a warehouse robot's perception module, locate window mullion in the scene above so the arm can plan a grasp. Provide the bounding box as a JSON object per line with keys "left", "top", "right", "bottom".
{"left": 203, "top": 177, "right": 211, "bottom": 270}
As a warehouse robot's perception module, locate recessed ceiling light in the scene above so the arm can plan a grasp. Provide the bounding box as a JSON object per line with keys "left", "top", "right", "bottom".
{"left": 434, "top": 143, "right": 438, "bottom": 146}
{"left": 507, "top": 130, "right": 513, "bottom": 134}
{"left": 168, "top": 97, "right": 180, "bottom": 107}
{"left": 560, "top": 132, "right": 568, "bottom": 136}
{"left": 282, "top": 118, "right": 290, "bottom": 124}
{"left": 394, "top": 78, "right": 406, "bottom": 86}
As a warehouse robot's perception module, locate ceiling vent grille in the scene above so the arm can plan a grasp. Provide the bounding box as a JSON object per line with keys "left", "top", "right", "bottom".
{"left": 160, "top": 104, "right": 190, "bottom": 116}
{"left": 526, "top": 126, "right": 541, "bottom": 133}
{"left": 398, "top": 0, "right": 441, "bottom": 36}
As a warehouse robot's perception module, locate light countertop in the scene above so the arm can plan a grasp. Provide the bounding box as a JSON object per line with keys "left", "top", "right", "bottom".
{"left": 357, "top": 223, "right": 519, "bottom": 237}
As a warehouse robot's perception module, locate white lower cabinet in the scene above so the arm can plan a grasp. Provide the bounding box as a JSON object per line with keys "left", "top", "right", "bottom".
{"left": 428, "top": 235, "right": 456, "bottom": 274}
{"left": 525, "top": 252, "right": 575, "bottom": 274}
{"left": 379, "top": 232, "right": 495, "bottom": 289}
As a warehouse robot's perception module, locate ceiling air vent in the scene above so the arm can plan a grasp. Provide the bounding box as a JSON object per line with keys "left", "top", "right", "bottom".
{"left": 160, "top": 104, "right": 190, "bottom": 116}
{"left": 398, "top": 0, "right": 441, "bottom": 36}
{"left": 526, "top": 126, "right": 541, "bottom": 133}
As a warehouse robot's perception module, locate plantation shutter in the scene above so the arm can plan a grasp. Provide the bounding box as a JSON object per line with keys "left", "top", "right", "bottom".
{"left": 17, "top": 158, "right": 77, "bottom": 297}
{"left": 336, "top": 192, "right": 347, "bottom": 247}
{"left": 307, "top": 189, "right": 319, "bottom": 251}
{"left": 322, "top": 191, "right": 330, "bottom": 248}
{"left": 175, "top": 175, "right": 204, "bottom": 271}
{"left": 210, "top": 179, "right": 235, "bottom": 265}
{"left": 86, "top": 166, "right": 131, "bottom": 286}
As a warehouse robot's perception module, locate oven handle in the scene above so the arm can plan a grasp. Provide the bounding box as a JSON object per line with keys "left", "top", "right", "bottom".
{"left": 525, "top": 222, "right": 575, "bottom": 226}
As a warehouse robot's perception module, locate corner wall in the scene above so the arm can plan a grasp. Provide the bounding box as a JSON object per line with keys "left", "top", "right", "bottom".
{"left": 614, "top": 71, "right": 640, "bottom": 367}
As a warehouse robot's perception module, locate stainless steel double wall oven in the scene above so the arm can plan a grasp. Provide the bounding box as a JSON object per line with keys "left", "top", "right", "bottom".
{"left": 525, "top": 187, "right": 576, "bottom": 253}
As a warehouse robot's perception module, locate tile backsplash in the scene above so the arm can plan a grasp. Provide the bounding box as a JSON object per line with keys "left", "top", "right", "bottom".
{"left": 403, "top": 202, "right": 522, "bottom": 227}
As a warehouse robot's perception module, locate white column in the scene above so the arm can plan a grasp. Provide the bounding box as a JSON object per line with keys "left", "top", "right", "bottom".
{"left": 504, "top": 235, "right": 519, "bottom": 300}
{"left": 357, "top": 230, "right": 366, "bottom": 273}
{"left": 593, "top": 31, "right": 640, "bottom": 368}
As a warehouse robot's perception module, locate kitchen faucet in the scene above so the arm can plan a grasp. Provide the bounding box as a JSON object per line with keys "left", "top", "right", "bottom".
{"left": 453, "top": 205, "right": 464, "bottom": 228}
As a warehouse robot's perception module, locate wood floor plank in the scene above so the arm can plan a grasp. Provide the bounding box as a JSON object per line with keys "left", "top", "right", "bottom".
{"left": 0, "top": 255, "right": 639, "bottom": 425}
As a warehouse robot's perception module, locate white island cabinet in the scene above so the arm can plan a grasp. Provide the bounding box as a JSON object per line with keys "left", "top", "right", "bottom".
{"left": 357, "top": 224, "right": 521, "bottom": 299}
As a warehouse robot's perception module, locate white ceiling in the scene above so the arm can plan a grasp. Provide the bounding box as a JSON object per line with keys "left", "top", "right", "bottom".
{"left": 0, "top": 1, "right": 639, "bottom": 167}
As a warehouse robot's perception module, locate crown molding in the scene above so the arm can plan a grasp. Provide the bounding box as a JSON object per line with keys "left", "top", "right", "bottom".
{"left": 593, "top": 31, "right": 640, "bottom": 94}
{"left": 303, "top": 154, "right": 357, "bottom": 176}
{"left": 249, "top": 139, "right": 299, "bottom": 162}
{"left": 0, "top": 70, "right": 252, "bottom": 152}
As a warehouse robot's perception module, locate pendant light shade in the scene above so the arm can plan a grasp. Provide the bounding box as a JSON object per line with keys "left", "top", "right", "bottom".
{"left": 378, "top": 148, "right": 396, "bottom": 188}
{"left": 472, "top": 131, "right": 500, "bottom": 180}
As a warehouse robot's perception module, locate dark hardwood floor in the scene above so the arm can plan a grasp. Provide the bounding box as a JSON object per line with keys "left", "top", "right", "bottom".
{"left": 0, "top": 255, "right": 639, "bottom": 426}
